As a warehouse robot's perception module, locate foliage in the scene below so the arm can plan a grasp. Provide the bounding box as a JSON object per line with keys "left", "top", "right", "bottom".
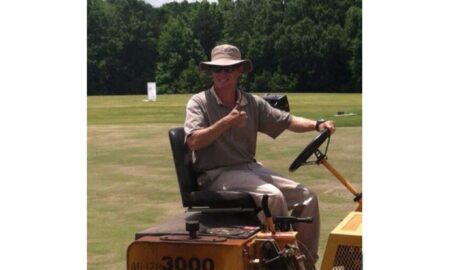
{"left": 155, "top": 17, "right": 209, "bottom": 93}
{"left": 344, "top": 6, "right": 362, "bottom": 89}
{"left": 87, "top": 0, "right": 362, "bottom": 94}
{"left": 88, "top": 0, "right": 159, "bottom": 94}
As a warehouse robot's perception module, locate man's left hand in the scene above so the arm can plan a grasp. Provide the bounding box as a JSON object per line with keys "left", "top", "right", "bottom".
{"left": 318, "top": 121, "right": 336, "bottom": 134}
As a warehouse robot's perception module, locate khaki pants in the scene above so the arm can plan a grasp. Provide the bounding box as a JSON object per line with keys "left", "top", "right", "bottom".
{"left": 198, "top": 162, "right": 320, "bottom": 263}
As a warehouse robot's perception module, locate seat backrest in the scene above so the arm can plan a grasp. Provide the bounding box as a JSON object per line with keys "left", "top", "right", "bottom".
{"left": 168, "top": 127, "right": 199, "bottom": 207}
{"left": 168, "top": 127, "right": 258, "bottom": 212}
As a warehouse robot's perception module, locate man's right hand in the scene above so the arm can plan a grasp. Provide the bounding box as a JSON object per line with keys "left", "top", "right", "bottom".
{"left": 187, "top": 104, "right": 246, "bottom": 151}
{"left": 226, "top": 104, "right": 247, "bottom": 128}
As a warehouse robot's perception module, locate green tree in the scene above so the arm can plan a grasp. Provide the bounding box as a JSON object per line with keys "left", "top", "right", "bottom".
{"left": 190, "top": 1, "right": 223, "bottom": 56}
{"left": 315, "top": 24, "right": 351, "bottom": 92}
{"left": 344, "top": 6, "right": 362, "bottom": 90}
{"left": 87, "top": 0, "right": 114, "bottom": 94}
{"left": 155, "top": 17, "right": 208, "bottom": 93}
{"left": 87, "top": 0, "right": 159, "bottom": 95}
{"left": 106, "top": 0, "right": 159, "bottom": 94}
{"left": 219, "top": 0, "right": 257, "bottom": 45}
{"left": 248, "top": 0, "right": 285, "bottom": 91}
{"left": 87, "top": 0, "right": 362, "bottom": 94}
{"left": 269, "top": 70, "right": 298, "bottom": 92}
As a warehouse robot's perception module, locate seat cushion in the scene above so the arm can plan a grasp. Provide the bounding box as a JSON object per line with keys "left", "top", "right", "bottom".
{"left": 187, "top": 190, "right": 256, "bottom": 208}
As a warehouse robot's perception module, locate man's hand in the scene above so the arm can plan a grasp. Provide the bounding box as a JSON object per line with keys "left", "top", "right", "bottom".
{"left": 318, "top": 120, "right": 336, "bottom": 134}
{"left": 186, "top": 103, "right": 247, "bottom": 151}
{"left": 225, "top": 103, "right": 247, "bottom": 128}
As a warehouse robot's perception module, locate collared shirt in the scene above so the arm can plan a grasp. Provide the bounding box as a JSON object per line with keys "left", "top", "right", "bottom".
{"left": 209, "top": 86, "right": 249, "bottom": 107}
{"left": 184, "top": 87, "right": 292, "bottom": 172}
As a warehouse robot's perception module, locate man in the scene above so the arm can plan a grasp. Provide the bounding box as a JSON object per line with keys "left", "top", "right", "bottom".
{"left": 184, "top": 44, "right": 335, "bottom": 268}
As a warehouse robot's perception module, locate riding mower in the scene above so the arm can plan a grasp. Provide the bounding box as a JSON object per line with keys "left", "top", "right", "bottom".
{"left": 127, "top": 128, "right": 362, "bottom": 270}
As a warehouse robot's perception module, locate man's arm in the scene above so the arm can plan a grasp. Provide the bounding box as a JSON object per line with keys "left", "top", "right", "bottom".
{"left": 287, "top": 116, "right": 336, "bottom": 134}
{"left": 186, "top": 104, "right": 247, "bottom": 151}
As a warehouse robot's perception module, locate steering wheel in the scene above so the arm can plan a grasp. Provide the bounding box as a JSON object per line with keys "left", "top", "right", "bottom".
{"left": 289, "top": 129, "right": 331, "bottom": 172}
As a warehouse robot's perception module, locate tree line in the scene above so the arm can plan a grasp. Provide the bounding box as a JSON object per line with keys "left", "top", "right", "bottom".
{"left": 88, "top": 0, "right": 362, "bottom": 95}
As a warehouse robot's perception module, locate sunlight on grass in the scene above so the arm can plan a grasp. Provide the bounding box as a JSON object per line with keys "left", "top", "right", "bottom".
{"left": 88, "top": 93, "right": 361, "bottom": 269}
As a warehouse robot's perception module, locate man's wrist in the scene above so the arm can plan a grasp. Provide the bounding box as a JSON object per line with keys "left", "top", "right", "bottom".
{"left": 315, "top": 119, "right": 325, "bottom": 131}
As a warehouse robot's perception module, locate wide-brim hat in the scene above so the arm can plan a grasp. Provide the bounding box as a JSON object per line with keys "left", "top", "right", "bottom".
{"left": 199, "top": 44, "right": 253, "bottom": 73}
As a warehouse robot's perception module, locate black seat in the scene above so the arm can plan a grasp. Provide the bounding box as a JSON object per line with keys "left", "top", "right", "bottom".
{"left": 168, "top": 127, "right": 257, "bottom": 212}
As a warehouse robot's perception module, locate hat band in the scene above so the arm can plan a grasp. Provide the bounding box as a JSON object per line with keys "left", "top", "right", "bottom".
{"left": 212, "top": 53, "right": 241, "bottom": 61}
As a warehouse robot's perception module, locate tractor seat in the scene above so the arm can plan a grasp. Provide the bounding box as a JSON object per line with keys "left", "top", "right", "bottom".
{"left": 168, "top": 127, "right": 257, "bottom": 212}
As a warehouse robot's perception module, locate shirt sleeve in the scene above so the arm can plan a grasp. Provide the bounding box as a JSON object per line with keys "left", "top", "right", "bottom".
{"left": 184, "top": 96, "right": 208, "bottom": 139}
{"left": 256, "top": 96, "right": 292, "bottom": 139}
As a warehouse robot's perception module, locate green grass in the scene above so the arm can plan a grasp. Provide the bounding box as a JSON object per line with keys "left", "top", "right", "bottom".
{"left": 88, "top": 93, "right": 361, "bottom": 269}
{"left": 88, "top": 93, "right": 362, "bottom": 126}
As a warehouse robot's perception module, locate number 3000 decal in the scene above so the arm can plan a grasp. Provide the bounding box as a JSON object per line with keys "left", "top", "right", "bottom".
{"left": 161, "top": 256, "right": 214, "bottom": 270}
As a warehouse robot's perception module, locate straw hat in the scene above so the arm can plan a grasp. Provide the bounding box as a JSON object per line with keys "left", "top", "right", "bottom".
{"left": 199, "top": 44, "right": 253, "bottom": 73}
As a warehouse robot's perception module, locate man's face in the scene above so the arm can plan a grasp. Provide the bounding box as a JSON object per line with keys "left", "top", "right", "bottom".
{"left": 211, "top": 65, "right": 243, "bottom": 90}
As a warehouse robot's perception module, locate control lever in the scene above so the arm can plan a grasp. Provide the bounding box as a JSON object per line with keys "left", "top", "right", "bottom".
{"left": 274, "top": 216, "right": 313, "bottom": 232}
{"left": 262, "top": 195, "right": 276, "bottom": 234}
{"left": 274, "top": 216, "right": 313, "bottom": 224}
{"left": 186, "top": 221, "right": 200, "bottom": 239}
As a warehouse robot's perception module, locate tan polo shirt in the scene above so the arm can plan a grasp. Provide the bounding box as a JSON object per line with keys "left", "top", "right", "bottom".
{"left": 184, "top": 87, "right": 292, "bottom": 172}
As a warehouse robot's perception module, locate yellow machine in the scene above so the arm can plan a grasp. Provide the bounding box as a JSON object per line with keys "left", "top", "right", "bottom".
{"left": 127, "top": 129, "right": 362, "bottom": 270}
{"left": 321, "top": 211, "right": 362, "bottom": 270}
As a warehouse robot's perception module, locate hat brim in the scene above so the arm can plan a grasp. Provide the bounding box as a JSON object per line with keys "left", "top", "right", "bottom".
{"left": 199, "top": 59, "right": 253, "bottom": 73}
